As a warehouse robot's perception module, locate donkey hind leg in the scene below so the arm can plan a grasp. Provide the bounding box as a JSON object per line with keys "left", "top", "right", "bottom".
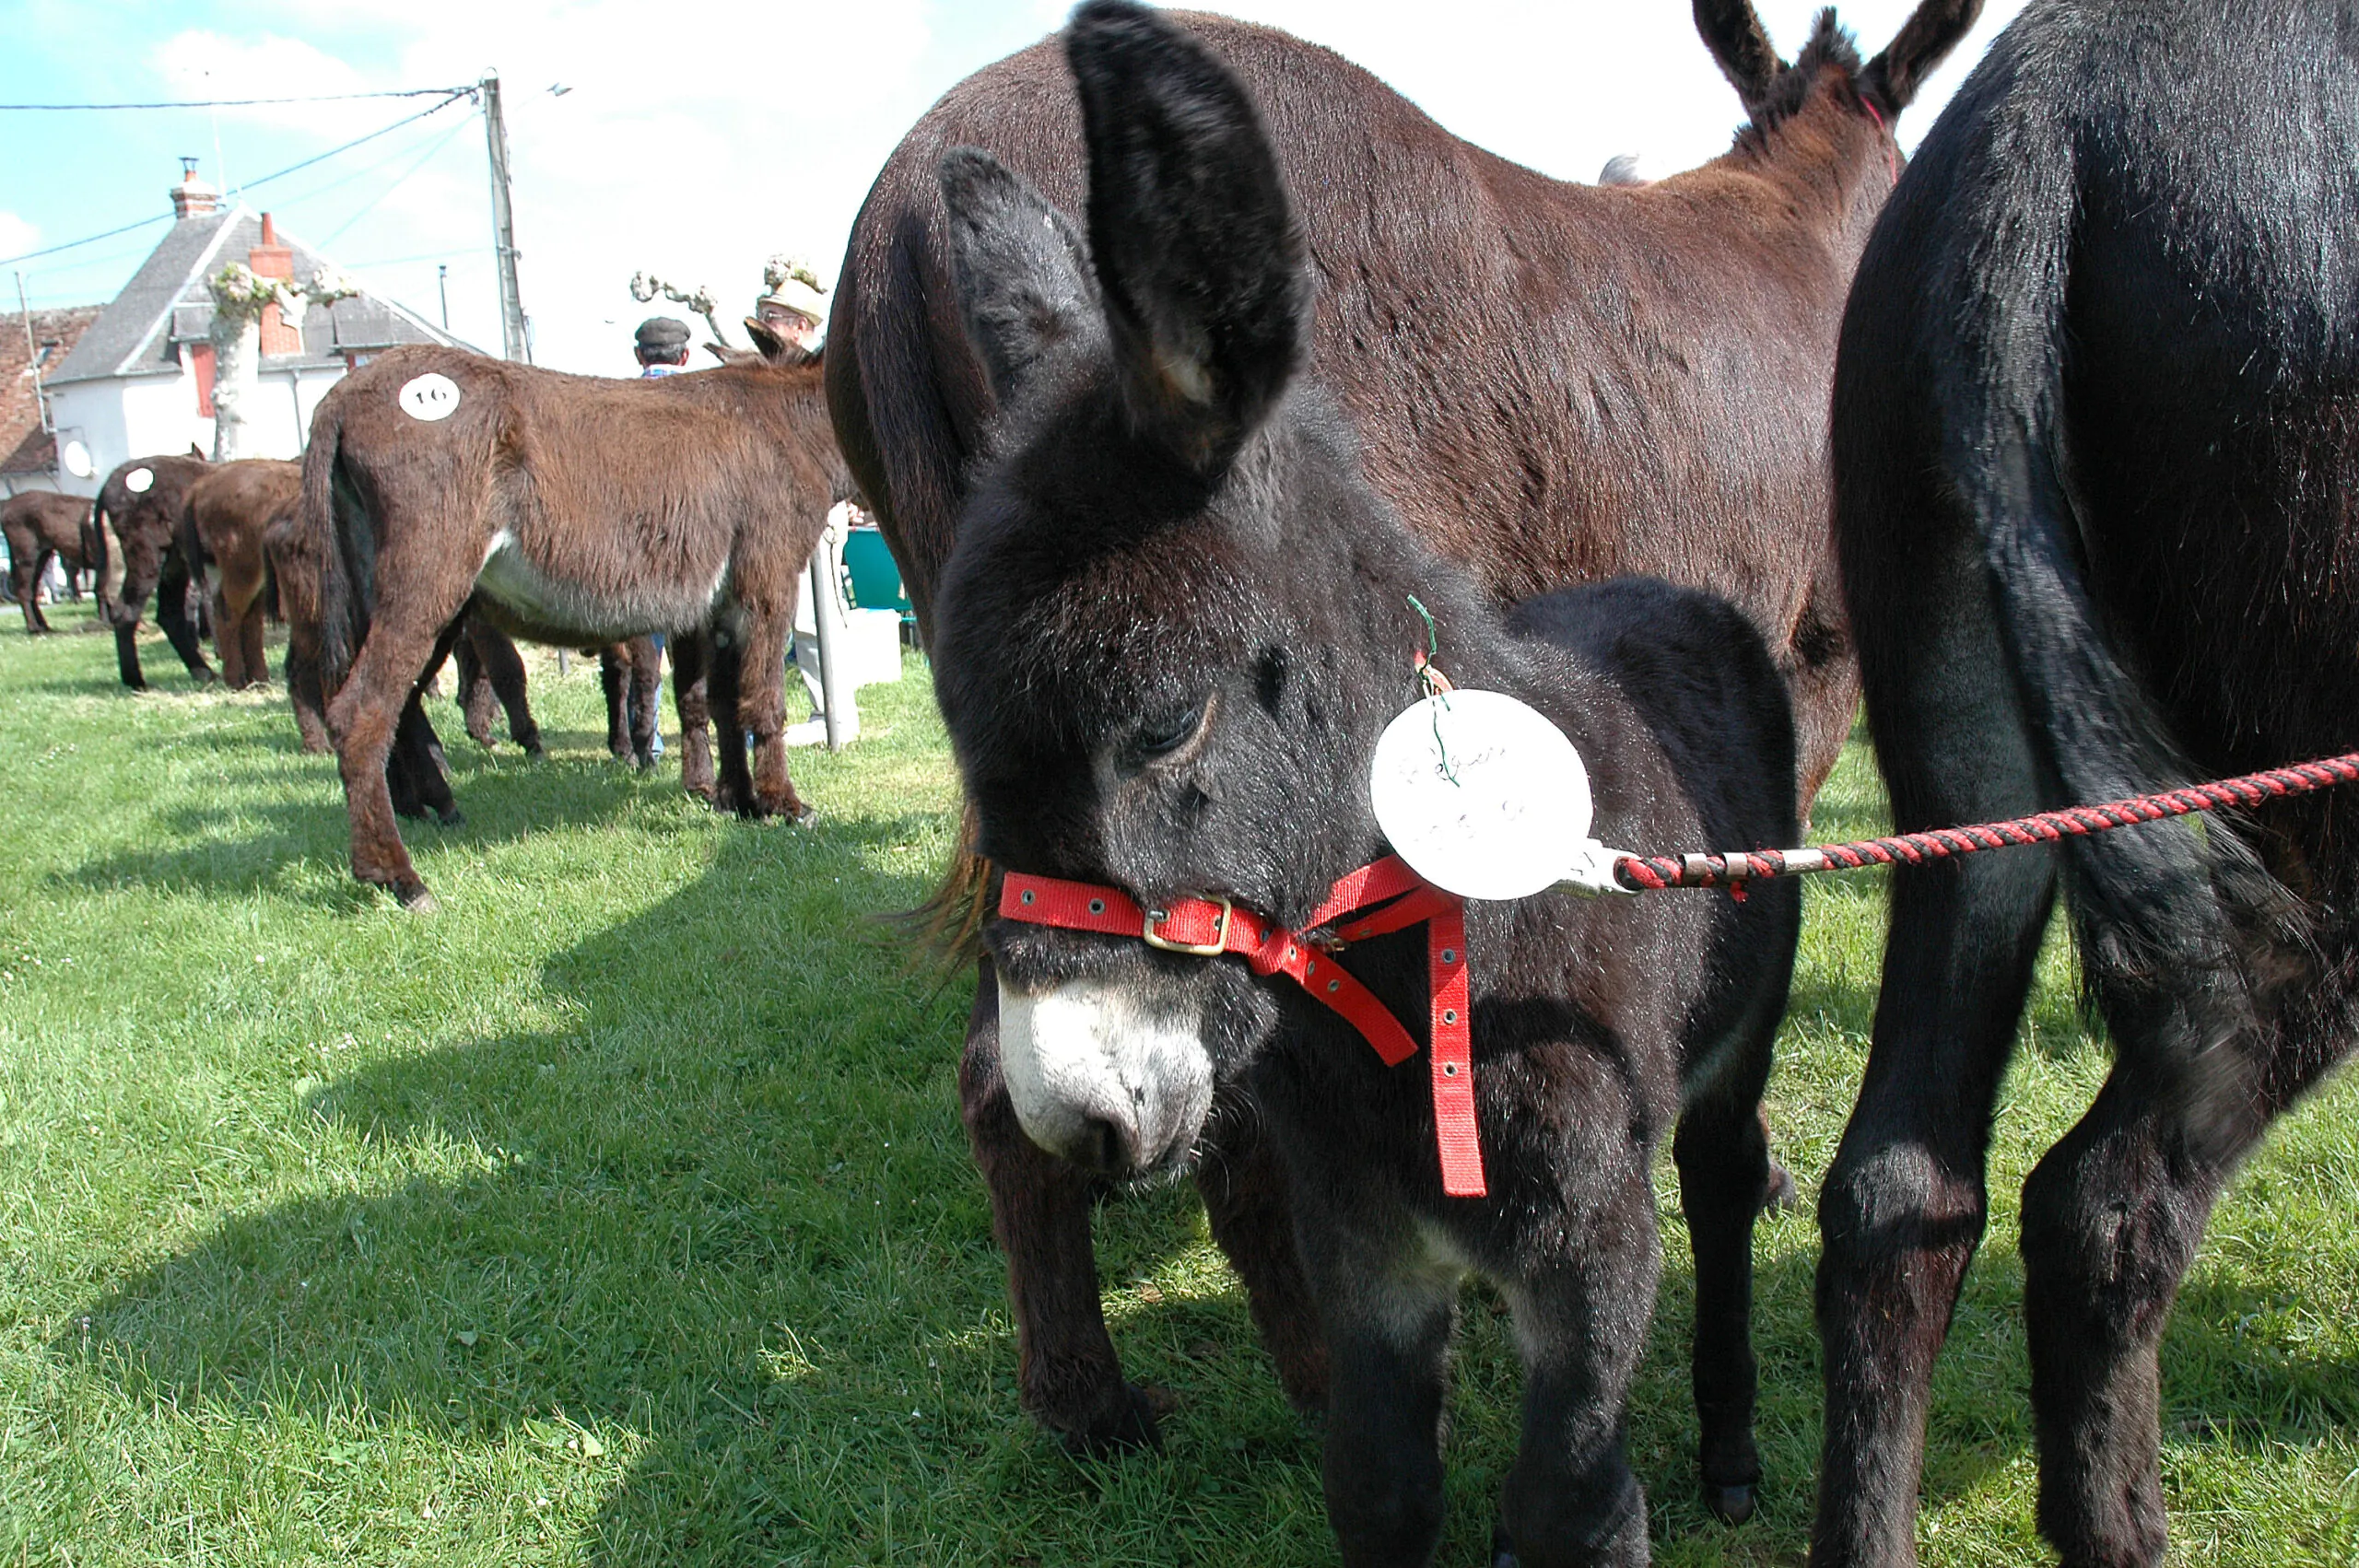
{"left": 733, "top": 609, "right": 815, "bottom": 824}
{"left": 600, "top": 645, "right": 630, "bottom": 759}
{"left": 325, "top": 577, "right": 472, "bottom": 910}
{"left": 233, "top": 598, "right": 267, "bottom": 691}
{"left": 1194, "top": 1106, "right": 1330, "bottom": 1417}
{"left": 671, "top": 630, "right": 717, "bottom": 804}
{"left": 1297, "top": 1206, "right": 1457, "bottom": 1567}
{"left": 17, "top": 550, "right": 53, "bottom": 633}
{"left": 959, "top": 958, "right": 1165, "bottom": 1450}
{"left": 113, "top": 623, "right": 147, "bottom": 689}
{"left": 471, "top": 623, "right": 541, "bottom": 755}
{"left": 155, "top": 552, "right": 217, "bottom": 684}
{"left": 1811, "top": 841, "right": 2058, "bottom": 1567}
{"left": 707, "top": 635, "right": 754, "bottom": 813}
{"left": 454, "top": 630, "right": 499, "bottom": 748}
{"left": 627, "top": 636, "right": 662, "bottom": 767}
{"left": 2021, "top": 964, "right": 2348, "bottom": 1568}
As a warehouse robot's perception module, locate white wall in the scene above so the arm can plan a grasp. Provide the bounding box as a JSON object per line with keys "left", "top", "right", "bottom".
{"left": 40, "top": 350, "right": 349, "bottom": 488}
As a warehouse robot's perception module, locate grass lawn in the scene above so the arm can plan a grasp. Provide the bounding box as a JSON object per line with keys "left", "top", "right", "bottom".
{"left": 2, "top": 603, "right": 2355, "bottom": 1566}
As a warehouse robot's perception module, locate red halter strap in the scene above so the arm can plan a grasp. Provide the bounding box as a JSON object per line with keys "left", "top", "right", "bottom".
{"left": 998, "top": 855, "right": 1485, "bottom": 1198}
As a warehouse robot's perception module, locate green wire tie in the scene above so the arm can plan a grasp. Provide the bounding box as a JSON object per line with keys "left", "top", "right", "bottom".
{"left": 1405, "top": 593, "right": 1459, "bottom": 787}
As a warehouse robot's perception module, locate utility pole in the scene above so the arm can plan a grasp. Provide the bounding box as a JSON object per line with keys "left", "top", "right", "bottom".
{"left": 437, "top": 263, "right": 450, "bottom": 332}
{"left": 480, "top": 70, "right": 530, "bottom": 363}
{"left": 15, "top": 272, "right": 48, "bottom": 434}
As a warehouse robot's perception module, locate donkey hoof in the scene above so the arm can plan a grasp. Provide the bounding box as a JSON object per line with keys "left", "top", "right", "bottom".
{"left": 1052, "top": 1379, "right": 1166, "bottom": 1457}
{"left": 434, "top": 806, "right": 464, "bottom": 827}
{"left": 1488, "top": 1521, "right": 1519, "bottom": 1568}
{"left": 1703, "top": 1481, "right": 1755, "bottom": 1525}
{"left": 395, "top": 883, "right": 440, "bottom": 914}
{"left": 1761, "top": 1159, "right": 1800, "bottom": 1214}
{"left": 790, "top": 803, "right": 818, "bottom": 827}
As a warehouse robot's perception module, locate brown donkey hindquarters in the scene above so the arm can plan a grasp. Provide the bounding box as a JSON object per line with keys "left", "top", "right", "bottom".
{"left": 303, "top": 331, "right": 848, "bottom": 908}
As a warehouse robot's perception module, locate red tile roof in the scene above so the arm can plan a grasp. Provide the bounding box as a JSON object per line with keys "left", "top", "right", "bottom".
{"left": 1, "top": 306, "right": 103, "bottom": 476}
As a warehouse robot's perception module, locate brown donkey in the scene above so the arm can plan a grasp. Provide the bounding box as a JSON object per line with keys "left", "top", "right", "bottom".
{"left": 829, "top": 0, "right": 1980, "bottom": 1452}
{"left": 304, "top": 329, "right": 847, "bottom": 908}
{"left": 178, "top": 458, "right": 301, "bottom": 689}
{"left": 4, "top": 490, "right": 94, "bottom": 632}
{"left": 90, "top": 450, "right": 216, "bottom": 689}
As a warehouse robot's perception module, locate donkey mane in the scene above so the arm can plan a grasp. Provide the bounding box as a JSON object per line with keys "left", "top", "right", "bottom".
{"left": 1733, "top": 8, "right": 1865, "bottom": 149}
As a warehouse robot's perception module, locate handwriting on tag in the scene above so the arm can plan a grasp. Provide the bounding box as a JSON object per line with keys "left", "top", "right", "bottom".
{"left": 1369, "top": 688, "right": 1594, "bottom": 901}
{"left": 397, "top": 372, "right": 462, "bottom": 423}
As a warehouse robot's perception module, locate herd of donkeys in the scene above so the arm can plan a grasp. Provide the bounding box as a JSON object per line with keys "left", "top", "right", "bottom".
{"left": 11, "top": 0, "right": 2359, "bottom": 1562}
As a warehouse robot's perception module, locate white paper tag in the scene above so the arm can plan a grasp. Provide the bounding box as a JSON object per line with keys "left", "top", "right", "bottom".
{"left": 124, "top": 467, "right": 153, "bottom": 494}
{"left": 1369, "top": 687, "right": 1608, "bottom": 901}
{"left": 398, "top": 372, "right": 462, "bottom": 422}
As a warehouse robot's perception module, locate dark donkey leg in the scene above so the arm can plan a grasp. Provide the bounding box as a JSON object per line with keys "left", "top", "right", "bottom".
{"left": 732, "top": 604, "right": 814, "bottom": 824}
{"left": 671, "top": 629, "right": 717, "bottom": 803}
{"left": 599, "top": 644, "right": 630, "bottom": 759}
{"left": 2019, "top": 927, "right": 2345, "bottom": 1566}
{"left": 707, "top": 632, "right": 754, "bottom": 813}
{"left": 1293, "top": 1189, "right": 1459, "bottom": 1566}
{"left": 154, "top": 550, "right": 217, "bottom": 684}
{"left": 1195, "top": 1103, "right": 1329, "bottom": 1417}
{"left": 467, "top": 621, "right": 542, "bottom": 755}
{"left": 627, "top": 636, "right": 662, "bottom": 766}
{"left": 453, "top": 626, "right": 498, "bottom": 748}
{"left": 15, "top": 549, "right": 53, "bottom": 633}
{"left": 1812, "top": 848, "right": 2055, "bottom": 1566}
{"left": 961, "top": 958, "right": 1166, "bottom": 1450}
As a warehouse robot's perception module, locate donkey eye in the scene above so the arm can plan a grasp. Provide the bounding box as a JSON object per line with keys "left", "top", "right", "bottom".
{"left": 1133, "top": 705, "right": 1204, "bottom": 758}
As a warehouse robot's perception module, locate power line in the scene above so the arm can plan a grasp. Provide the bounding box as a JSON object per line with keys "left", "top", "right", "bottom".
{"left": 0, "top": 90, "right": 473, "bottom": 268}
{"left": 315, "top": 111, "right": 478, "bottom": 249}
{"left": 0, "top": 86, "right": 472, "bottom": 111}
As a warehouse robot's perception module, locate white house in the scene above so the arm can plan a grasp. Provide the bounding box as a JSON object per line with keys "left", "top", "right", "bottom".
{"left": 40, "top": 162, "right": 471, "bottom": 495}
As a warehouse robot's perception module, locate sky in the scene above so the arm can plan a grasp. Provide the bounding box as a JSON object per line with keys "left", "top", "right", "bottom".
{"left": 1, "top": 0, "right": 2026, "bottom": 376}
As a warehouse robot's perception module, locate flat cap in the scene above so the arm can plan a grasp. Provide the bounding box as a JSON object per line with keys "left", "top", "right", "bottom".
{"left": 634, "top": 315, "right": 691, "bottom": 351}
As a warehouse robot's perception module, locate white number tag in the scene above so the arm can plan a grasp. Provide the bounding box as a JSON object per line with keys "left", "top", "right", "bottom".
{"left": 1368, "top": 688, "right": 1624, "bottom": 899}
{"left": 124, "top": 467, "right": 153, "bottom": 494}
{"left": 397, "top": 372, "right": 462, "bottom": 422}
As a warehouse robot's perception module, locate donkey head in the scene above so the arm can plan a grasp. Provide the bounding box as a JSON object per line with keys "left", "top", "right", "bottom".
{"left": 934, "top": 0, "right": 1492, "bottom": 1179}
{"left": 1693, "top": 0, "right": 1982, "bottom": 173}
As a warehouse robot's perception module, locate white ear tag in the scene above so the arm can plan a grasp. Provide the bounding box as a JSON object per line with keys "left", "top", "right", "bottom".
{"left": 398, "top": 372, "right": 462, "bottom": 422}
{"left": 1369, "top": 688, "right": 1629, "bottom": 899}
{"left": 124, "top": 467, "right": 153, "bottom": 494}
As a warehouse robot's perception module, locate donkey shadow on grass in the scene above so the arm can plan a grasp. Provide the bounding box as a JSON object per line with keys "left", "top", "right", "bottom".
{"left": 59, "top": 818, "right": 2358, "bottom": 1563}
{"left": 56, "top": 715, "right": 663, "bottom": 907}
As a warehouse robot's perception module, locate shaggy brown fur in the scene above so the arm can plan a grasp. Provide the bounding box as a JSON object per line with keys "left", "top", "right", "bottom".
{"left": 4, "top": 490, "right": 92, "bottom": 633}
{"left": 828, "top": 0, "right": 1979, "bottom": 1457}
{"left": 178, "top": 459, "right": 301, "bottom": 689}
{"left": 303, "top": 328, "right": 848, "bottom": 908}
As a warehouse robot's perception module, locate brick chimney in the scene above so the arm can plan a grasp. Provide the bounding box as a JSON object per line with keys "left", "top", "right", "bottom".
{"left": 249, "top": 213, "right": 302, "bottom": 358}
{"left": 169, "top": 157, "right": 220, "bottom": 221}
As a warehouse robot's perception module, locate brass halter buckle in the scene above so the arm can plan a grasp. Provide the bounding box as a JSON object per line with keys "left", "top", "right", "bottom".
{"left": 1143, "top": 896, "right": 1232, "bottom": 956}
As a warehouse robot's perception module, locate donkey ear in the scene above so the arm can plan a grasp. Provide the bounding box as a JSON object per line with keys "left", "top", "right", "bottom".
{"left": 1693, "top": 0, "right": 1784, "bottom": 114}
{"left": 1860, "top": 0, "right": 1983, "bottom": 113}
{"left": 1066, "top": 0, "right": 1308, "bottom": 477}
{"left": 938, "top": 146, "right": 1103, "bottom": 409}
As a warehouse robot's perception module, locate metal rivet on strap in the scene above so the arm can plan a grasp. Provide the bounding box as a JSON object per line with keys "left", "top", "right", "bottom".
{"left": 1442, "top": 1008, "right": 1458, "bottom": 1024}
{"left": 1441, "top": 1061, "right": 1459, "bottom": 1076}
{"left": 1020, "top": 889, "right": 1035, "bottom": 906}
{"left": 1285, "top": 947, "right": 1297, "bottom": 961}
{"left": 1440, "top": 948, "right": 1457, "bottom": 965}
{"left": 1305, "top": 960, "right": 1316, "bottom": 975}
{"left": 1327, "top": 979, "right": 1341, "bottom": 993}
{"left": 1088, "top": 898, "right": 1105, "bottom": 915}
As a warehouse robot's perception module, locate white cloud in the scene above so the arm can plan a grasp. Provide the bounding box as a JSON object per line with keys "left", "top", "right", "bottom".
{"left": 0, "top": 212, "right": 41, "bottom": 261}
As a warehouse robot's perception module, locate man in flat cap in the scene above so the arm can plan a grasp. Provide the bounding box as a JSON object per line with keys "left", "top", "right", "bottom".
{"left": 634, "top": 315, "right": 691, "bottom": 378}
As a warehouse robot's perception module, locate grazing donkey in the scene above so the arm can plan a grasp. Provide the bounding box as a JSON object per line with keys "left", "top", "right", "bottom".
{"left": 90, "top": 450, "right": 216, "bottom": 689}
{"left": 178, "top": 458, "right": 301, "bottom": 689}
{"left": 1818, "top": 2, "right": 2359, "bottom": 1563}
{"left": 304, "top": 331, "right": 848, "bottom": 908}
{"left": 4, "top": 490, "right": 93, "bottom": 632}
{"left": 931, "top": 7, "right": 1802, "bottom": 1559}
{"left": 830, "top": 0, "right": 1978, "bottom": 1452}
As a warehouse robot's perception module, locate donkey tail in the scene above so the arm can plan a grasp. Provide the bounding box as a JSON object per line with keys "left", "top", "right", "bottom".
{"left": 303, "top": 392, "right": 374, "bottom": 697}
{"left": 1902, "top": 77, "right": 2288, "bottom": 1131}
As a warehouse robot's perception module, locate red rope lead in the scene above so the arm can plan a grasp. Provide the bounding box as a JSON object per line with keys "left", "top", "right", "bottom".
{"left": 1614, "top": 752, "right": 2359, "bottom": 892}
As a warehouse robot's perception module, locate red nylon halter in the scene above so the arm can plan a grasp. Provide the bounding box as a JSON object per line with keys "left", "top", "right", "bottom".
{"left": 998, "top": 855, "right": 1486, "bottom": 1197}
